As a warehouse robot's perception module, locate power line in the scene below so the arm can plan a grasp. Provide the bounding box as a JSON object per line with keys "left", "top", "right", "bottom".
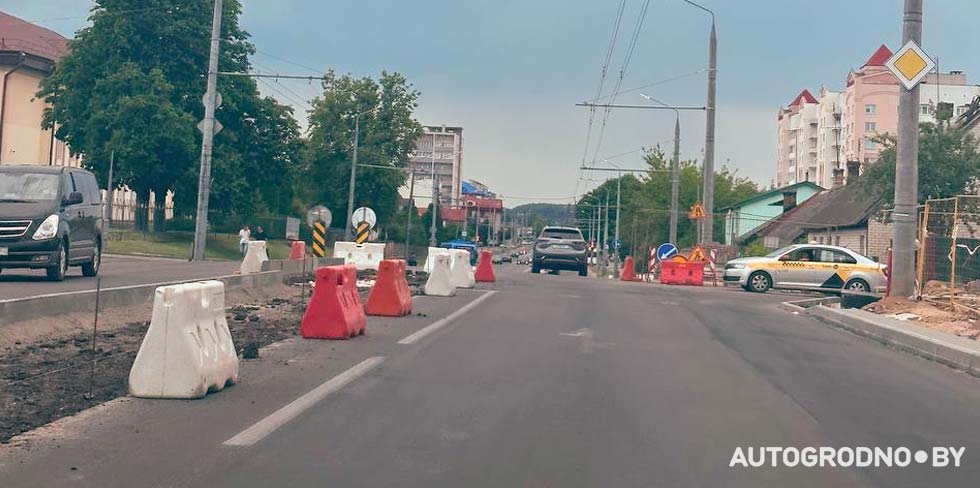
{"left": 587, "top": 68, "right": 708, "bottom": 103}
{"left": 589, "top": 0, "right": 652, "bottom": 166}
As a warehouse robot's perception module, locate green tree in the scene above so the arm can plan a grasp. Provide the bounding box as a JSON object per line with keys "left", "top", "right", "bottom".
{"left": 302, "top": 71, "right": 422, "bottom": 231}
{"left": 39, "top": 0, "right": 296, "bottom": 230}
{"left": 576, "top": 146, "right": 759, "bottom": 255}
{"left": 863, "top": 123, "right": 980, "bottom": 203}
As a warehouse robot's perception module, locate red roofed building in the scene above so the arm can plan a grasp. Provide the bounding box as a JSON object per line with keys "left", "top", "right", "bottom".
{"left": 776, "top": 44, "right": 980, "bottom": 188}
{"left": 0, "top": 11, "right": 79, "bottom": 166}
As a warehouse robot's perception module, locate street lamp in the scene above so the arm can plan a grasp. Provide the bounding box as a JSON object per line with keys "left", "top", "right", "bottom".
{"left": 346, "top": 107, "right": 380, "bottom": 240}
{"left": 640, "top": 93, "right": 681, "bottom": 244}
{"left": 681, "top": 0, "right": 717, "bottom": 244}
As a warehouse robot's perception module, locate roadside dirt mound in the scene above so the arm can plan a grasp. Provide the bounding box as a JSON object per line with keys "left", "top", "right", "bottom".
{"left": 0, "top": 291, "right": 306, "bottom": 444}
{"left": 863, "top": 296, "right": 980, "bottom": 340}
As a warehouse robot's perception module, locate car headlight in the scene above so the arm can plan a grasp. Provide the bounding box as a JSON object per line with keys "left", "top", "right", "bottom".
{"left": 727, "top": 263, "right": 746, "bottom": 270}
{"left": 32, "top": 214, "right": 59, "bottom": 240}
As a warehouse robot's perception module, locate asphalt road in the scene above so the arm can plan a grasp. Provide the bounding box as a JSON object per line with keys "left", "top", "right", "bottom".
{"left": 0, "top": 255, "right": 240, "bottom": 300}
{"left": 3, "top": 264, "right": 980, "bottom": 486}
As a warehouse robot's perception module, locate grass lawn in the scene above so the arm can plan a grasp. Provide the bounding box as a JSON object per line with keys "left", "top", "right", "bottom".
{"left": 106, "top": 230, "right": 292, "bottom": 261}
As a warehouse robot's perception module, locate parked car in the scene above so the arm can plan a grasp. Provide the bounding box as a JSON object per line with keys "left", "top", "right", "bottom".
{"left": 0, "top": 164, "right": 103, "bottom": 281}
{"left": 502, "top": 254, "right": 513, "bottom": 263}
{"left": 492, "top": 254, "right": 504, "bottom": 264}
{"left": 531, "top": 226, "right": 588, "bottom": 276}
{"left": 724, "top": 244, "right": 886, "bottom": 293}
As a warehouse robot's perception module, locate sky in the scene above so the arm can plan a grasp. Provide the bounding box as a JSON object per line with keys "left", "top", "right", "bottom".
{"left": 4, "top": 0, "right": 980, "bottom": 206}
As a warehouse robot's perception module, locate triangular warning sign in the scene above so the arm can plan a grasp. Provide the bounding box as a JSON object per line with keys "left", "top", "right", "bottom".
{"left": 688, "top": 244, "right": 707, "bottom": 262}
{"left": 688, "top": 201, "right": 706, "bottom": 220}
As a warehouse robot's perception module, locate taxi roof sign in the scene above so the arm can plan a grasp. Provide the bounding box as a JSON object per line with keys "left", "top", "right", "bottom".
{"left": 688, "top": 201, "right": 706, "bottom": 220}
{"left": 885, "top": 40, "right": 935, "bottom": 91}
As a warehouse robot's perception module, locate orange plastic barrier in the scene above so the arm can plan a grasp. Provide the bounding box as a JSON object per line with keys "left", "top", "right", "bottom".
{"left": 659, "top": 260, "right": 704, "bottom": 286}
{"left": 289, "top": 241, "right": 306, "bottom": 260}
{"left": 301, "top": 265, "right": 367, "bottom": 339}
{"left": 474, "top": 250, "right": 496, "bottom": 283}
{"left": 620, "top": 256, "right": 636, "bottom": 281}
{"left": 366, "top": 259, "right": 413, "bottom": 316}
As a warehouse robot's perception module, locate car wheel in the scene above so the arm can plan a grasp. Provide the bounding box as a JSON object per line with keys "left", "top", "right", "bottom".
{"left": 531, "top": 263, "right": 541, "bottom": 274}
{"left": 843, "top": 278, "right": 870, "bottom": 293}
{"left": 747, "top": 271, "right": 771, "bottom": 293}
{"left": 82, "top": 241, "right": 101, "bottom": 277}
{"left": 46, "top": 241, "right": 68, "bottom": 282}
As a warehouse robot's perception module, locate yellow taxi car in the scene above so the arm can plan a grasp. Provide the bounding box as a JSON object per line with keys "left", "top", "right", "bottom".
{"left": 723, "top": 244, "right": 887, "bottom": 293}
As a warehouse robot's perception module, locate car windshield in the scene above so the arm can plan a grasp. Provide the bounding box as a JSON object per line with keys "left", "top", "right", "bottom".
{"left": 541, "top": 229, "right": 582, "bottom": 240}
{"left": 764, "top": 245, "right": 798, "bottom": 258}
{"left": 0, "top": 172, "right": 60, "bottom": 202}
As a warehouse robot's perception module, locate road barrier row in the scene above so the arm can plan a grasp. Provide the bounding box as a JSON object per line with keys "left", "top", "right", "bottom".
{"left": 124, "top": 251, "right": 498, "bottom": 401}
{"left": 333, "top": 241, "right": 385, "bottom": 271}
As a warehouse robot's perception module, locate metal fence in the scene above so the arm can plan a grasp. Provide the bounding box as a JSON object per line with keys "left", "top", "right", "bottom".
{"left": 917, "top": 195, "right": 980, "bottom": 312}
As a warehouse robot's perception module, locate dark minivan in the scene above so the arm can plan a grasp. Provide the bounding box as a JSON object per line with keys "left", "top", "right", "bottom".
{"left": 0, "top": 165, "right": 103, "bottom": 281}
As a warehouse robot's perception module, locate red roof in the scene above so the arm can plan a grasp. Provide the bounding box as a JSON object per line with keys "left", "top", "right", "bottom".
{"left": 863, "top": 44, "right": 892, "bottom": 67}
{"left": 440, "top": 207, "right": 467, "bottom": 222}
{"left": 462, "top": 196, "right": 503, "bottom": 210}
{"left": 0, "top": 11, "right": 69, "bottom": 62}
{"left": 788, "top": 89, "right": 817, "bottom": 107}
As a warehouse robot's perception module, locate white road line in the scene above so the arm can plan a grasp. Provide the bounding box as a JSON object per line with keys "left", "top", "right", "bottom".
{"left": 398, "top": 291, "right": 498, "bottom": 345}
{"left": 223, "top": 356, "right": 385, "bottom": 447}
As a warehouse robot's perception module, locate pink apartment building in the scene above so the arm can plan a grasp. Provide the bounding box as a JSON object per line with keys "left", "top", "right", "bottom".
{"left": 777, "top": 44, "right": 980, "bottom": 187}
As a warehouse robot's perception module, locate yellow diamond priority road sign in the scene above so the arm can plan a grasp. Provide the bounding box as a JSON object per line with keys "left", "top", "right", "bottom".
{"left": 885, "top": 40, "right": 935, "bottom": 91}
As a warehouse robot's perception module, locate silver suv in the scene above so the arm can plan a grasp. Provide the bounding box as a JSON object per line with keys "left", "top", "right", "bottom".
{"left": 531, "top": 226, "right": 588, "bottom": 276}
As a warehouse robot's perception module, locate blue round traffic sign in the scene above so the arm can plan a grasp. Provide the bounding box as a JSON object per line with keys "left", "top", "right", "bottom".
{"left": 656, "top": 243, "right": 679, "bottom": 261}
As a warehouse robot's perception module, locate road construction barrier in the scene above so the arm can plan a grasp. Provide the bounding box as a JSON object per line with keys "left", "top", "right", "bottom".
{"left": 424, "top": 254, "right": 457, "bottom": 297}
{"left": 474, "top": 250, "right": 496, "bottom": 283}
{"left": 333, "top": 241, "right": 386, "bottom": 271}
{"left": 366, "top": 259, "right": 413, "bottom": 316}
{"left": 620, "top": 256, "right": 636, "bottom": 281}
{"left": 240, "top": 240, "right": 269, "bottom": 275}
{"left": 660, "top": 260, "right": 703, "bottom": 286}
{"left": 423, "top": 247, "right": 452, "bottom": 273}
{"left": 129, "top": 281, "right": 239, "bottom": 399}
{"left": 302, "top": 264, "right": 367, "bottom": 339}
{"left": 450, "top": 249, "right": 476, "bottom": 288}
{"left": 289, "top": 241, "right": 306, "bottom": 260}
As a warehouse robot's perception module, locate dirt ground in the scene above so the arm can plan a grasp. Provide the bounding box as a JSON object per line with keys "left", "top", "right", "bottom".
{"left": 863, "top": 292, "right": 980, "bottom": 340}
{"left": 0, "top": 290, "right": 308, "bottom": 443}
{"left": 0, "top": 269, "right": 427, "bottom": 444}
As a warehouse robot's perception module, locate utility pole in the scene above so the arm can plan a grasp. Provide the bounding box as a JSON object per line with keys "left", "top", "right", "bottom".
{"left": 405, "top": 170, "right": 414, "bottom": 258}
{"left": 429, "top": 166, "right": 439, "bottom": 247}
{"left": 602, "top": 192, "right": 609, "bottom": 277}
{"left": 682, "top": 0, "right": 717, "bottom": 244}
{"left": 890, "top": 0, "right": 923, "bottom": 297}
{"left": 191, "top": 0, "right": 223, "bottom": 261}
{"left": 613, "top": 173, "right": 622, "bottom": 276}
{"left": 671, "top": 116, "right": 681, "bottom": 243}
{"left": 346, "top": 115, "right": 361, "bottom": 240}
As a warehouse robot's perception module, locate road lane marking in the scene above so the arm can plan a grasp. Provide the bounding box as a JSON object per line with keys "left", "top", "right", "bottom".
{"left": 223, "top": 356, "right": 385, "bottom": 447}
{"left": 398, "top": 291, "right": 498, "bottom": 345}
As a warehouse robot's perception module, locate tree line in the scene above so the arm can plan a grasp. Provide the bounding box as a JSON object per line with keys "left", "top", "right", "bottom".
{"left": 39, "top": 0, "right": 421, "bottom": 234}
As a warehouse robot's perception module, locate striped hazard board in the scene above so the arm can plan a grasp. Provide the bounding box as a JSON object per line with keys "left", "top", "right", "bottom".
{"left": 312, "top": 220, "right": 327, "bottom": 257}
{"left": 355, "top": 221, "right": 371, "bottom": 244}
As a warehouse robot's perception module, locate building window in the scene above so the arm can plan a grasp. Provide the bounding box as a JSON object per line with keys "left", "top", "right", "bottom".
{"left": 920, "top": 104, "right": 931, "bottom": 115}
{"left": 957, "top": 105, "right": 969, "bottom": 116}
{"left": 864, "top": 138, "right": 877, "bottom": 150}
{"left": 865, "top": 104, "right": 877, "bottom": 114}
{"left": 865, "top": 122, "right": 876, "bottom": 132}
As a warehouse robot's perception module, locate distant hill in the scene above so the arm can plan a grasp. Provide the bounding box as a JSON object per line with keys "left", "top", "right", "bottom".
{"left": 508, "top": 203, "right": 576, "bottom": 226}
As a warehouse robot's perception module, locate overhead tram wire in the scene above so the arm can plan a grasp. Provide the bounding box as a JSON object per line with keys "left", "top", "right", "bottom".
{"left": 576, "top": 0, "right": 628, "bottom": 207}
{"left": 589, "top": 0, "right": 652, "bottom": 166}
{"left": 587, "top": 68, "right": 707, "bottom": 104}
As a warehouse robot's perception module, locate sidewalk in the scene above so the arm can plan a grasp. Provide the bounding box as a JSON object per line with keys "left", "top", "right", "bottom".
{"left": 803, "top": 304, "right": 980, "bottom": 378}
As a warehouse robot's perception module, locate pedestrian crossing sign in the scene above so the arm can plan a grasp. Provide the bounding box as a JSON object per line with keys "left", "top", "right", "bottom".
{"left": 688, "top": 201, "right": 706, "bottom": 220}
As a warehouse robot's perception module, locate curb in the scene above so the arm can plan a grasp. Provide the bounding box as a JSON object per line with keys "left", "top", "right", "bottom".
{"left": 805, "top": 305, "right": 980, "bottom": 378}
{"left": 778, "top": 296, "right": 840, "bottom": 313}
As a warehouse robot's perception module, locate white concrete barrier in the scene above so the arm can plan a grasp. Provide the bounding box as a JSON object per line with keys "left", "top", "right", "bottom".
{"left": 424, "top": 254, "right": 456, "bottom": 297}
{"left": 423, "top": 247, "right": 452, "bottom": 273}
{"left": 333, "top": 241, "right": 386, "bottom": 271}
{"left": 450, "top": 249, "right": 475, "bottom": 288}
{"left": 240, "top": 240, "right": 268, "bottom": 275}
{"left": 129, "top": 281, "right": 239, "bottom": 399}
